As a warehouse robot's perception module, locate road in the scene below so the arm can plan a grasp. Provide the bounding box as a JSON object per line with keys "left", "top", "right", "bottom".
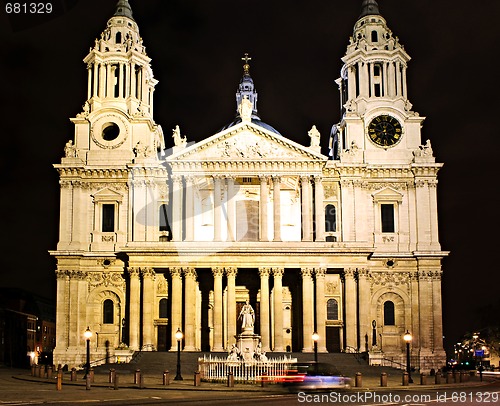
{"left": 0, "top": 368, "right": 498, "bottom": 406}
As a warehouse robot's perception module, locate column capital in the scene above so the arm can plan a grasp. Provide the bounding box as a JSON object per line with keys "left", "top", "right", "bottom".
{"left": 272, "top": 267, "right": 284, "bottom": 277}
{"left": 141, "top": 267, "right": 155, "bottom": 279}
{"left": 357, "top": 268, "right": 370, "bottom": 279}
{"left": 211, "top": 266, "right": 224, "bottom": 277}
{"left": 128, "top": 267, "right": 141, "bottom": 278}
{"left": 343, "top": 267, "right": 356, "bottom": 279}
{"left": 169, "top": 267, "right": 183, "bottom": 278}
{"left": 225, "top": 266, "right": 238, "bottom": 278}
{"left": 69, "top": 270, "right": 87, "bottom": 280}
{"left": 183, "top": 267, "right": 197, "bottom": 279}
{"left": 272, "top": 175, "right": 281, "bottom": 184}
{"left": 172, "top": 175, "right": 183, "bottom": 184}
{"left": 258, "top": 267, "right": 271, "bottom": 277}
{"left": 313, "top": 175, "right": 323, "bottom": 182}
{"left": 55, "top": 270, "right": 69, "bottom": 279}
{"left": 300, "top": 267, "right": 314, "bottom": 278}
{"left": 300, "top": 175, "right": 311, "bottom": 184}
{"left": 259, "top": 175, "right": 271, "bottom": 182}
{"left": 314, "top": 267, "right": 326, "bottom": 277}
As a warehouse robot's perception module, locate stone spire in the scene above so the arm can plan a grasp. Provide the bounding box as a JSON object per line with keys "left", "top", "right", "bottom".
{"left": 114, "top": 0, "right": 134, "bottom": 21}
{"left": 236, "top": 53, "right": 259, "bottom": 119}
{"left": 359, "top": 0, "right": 380, "bottom": 18}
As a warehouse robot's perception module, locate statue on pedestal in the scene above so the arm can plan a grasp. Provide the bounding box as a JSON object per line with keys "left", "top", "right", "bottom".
{"left": 238, "top": 300, "right": 255, "bottom": 332}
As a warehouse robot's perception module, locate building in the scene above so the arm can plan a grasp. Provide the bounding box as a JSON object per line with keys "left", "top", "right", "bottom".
{"left": 0, "top": 289, "right": 56, "bottom": 367}
{"left": 50, "top": 0, "right": 448, "bottom": 372}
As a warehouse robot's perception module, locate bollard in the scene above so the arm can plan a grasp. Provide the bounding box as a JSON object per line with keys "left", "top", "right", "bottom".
{"left": 70, "top": 368, "right": 77, "bottom": 381}
{"left": 47, "top": 365, "right": 53, "bottom": 379}
{"left": 89, "top": 368, "right": 94, "bottom": 383}
{"left": 163, "top": 370, "right": 170, "bottom": 385}
{"left": 114, "top": 372, "right": 119, "bottom": 390}
{"left": 56, "top": 368, "right": 63, "bottom": 391}
{"left": 40, "top": 365, "right": 45, "bottom": 378}
{"left": 194, "top": 371, "right": 201, "bottom": 386}
{"left": 355, "top": 372, "right": 362, "bottom": 388}
{"left": 420, "top": 373, "right": 427, "bottom": 385}
{"left": 109, "top": 368, "right": 116, "bottom": 384}
{"left": 261, "top": 372, "right": 268, "bottom": 388}
{"left": 227, "top": 372, "right": 234, "bottom": 387}
{"left": 402, "top": 372, "right": 409, "bottom": 386}
{"left": 435, "top": 371, "right": 441, "bottom": 385}
{"left": 453, "top": 370, "right": 459, "bottom": 383}
{"left": 86, "top": 374, "right": 91, "bottom": 390}
{"left": 134, "top": 369, "right": 141, "bottom": 385}
{"left": 31, "top": 364, "right": 36, "bottom": 376}
{"left": 459, "top": 371, "right": 464, "bottom": 383}
{"left": 380, "top": 372, "right": 387, "bottom": 387}
{"left": 446, "top": 371, "right": 453, "bottom": 384}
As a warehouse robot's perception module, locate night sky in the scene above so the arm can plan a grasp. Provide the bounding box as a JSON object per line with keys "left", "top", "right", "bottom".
{"left": 1, "top": 0, "right": 499, "bottom": 355}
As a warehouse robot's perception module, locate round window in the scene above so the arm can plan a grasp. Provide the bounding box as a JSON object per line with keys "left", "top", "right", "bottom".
{"left": 102, "top": 123, "right": 120, "bottom": 141}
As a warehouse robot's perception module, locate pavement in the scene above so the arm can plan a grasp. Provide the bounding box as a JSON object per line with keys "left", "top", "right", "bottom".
{"left": 11, "top": 365, "right": 492, "bottom": 393}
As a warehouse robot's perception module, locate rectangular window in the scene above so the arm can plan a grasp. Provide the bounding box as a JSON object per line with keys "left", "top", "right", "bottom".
{"left": 159, "top": 204, "right": 169, "bottom": 232}
{"left": 381, "top": 204, "right": 395, "bottom": 233}
{"left": 102, "top": 204, "right": 115, "bottom": 232}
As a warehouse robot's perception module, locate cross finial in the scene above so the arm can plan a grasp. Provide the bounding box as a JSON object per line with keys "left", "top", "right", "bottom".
{"left": 242, "top": 53, "right": 251, "bottom": 75}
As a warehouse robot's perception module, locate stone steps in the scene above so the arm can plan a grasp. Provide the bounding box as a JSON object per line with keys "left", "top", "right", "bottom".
{"left": 93, "top": 351, "right": 402, "bottom": 379}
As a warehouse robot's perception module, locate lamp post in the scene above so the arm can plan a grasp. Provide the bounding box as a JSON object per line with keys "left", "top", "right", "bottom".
{"left": 84, "top": 326, "right": 92, "bottom": 379}
{"left": 312, "top": 331, "right": 319, "bottom": 375}
{"left": 174, "top": 328, "right": 183, "bottom": 381}
{"left": 403, "top": 330, "right": 413, "bottom": 383}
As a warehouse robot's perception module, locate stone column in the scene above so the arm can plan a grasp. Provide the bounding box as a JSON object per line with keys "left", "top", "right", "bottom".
{"left": 128, "top": 268, "right": 141, "bottom": 350}
{"left": 344, "top": 268, "right": 358, "bottom": 350}
{"left": 272, "top": 267, "right": 284, "bottom": 351}
{"left": 211, "top": 267, "right": 224, "bottom": 352}
{"left": 301, "top": 176, "right": 313, "bottom": 241}
{"left": 429, "top": 181, "right": 440, "bottom": 249}
{"left": 259, "top": 176, "right": 269, "bottom": 241}
{"left": 169, "top": 267, "right": 183, "bottom": 351}
{"left": 432, "top": 270, "right": 444, "bottom": 352}
{"left": 99, "top": 63, "right": 106, "bottom": 98}
{"left": 418, "top": 270, "right": 432, "bottom": 350}
{"left": 55, "top": 270, "right": 69, "bottom": 349}
{"left": 185, "top": 176, "right": 195, "bottom": 241}
{"left": 226, "top": 177, "right": 236, "bottom": 241}
{"left": 357, "top": 268, "right": 370, "bottom": 350}
{"left": 272, "top": 176, "right": 281, "bottom": 241}
{"left": 183, "top": 267, "right": 197, "bottom": 351}
{"left": 93, "top": 63, "right": 99, "bottom": 98}
{"left": 213, "top": 176, "right": 222, "bottom": 241}
{"left": 315, "top": 267, "right": 327, "bottom": 352}
{"left": 87, "top": 64, "right": 92, "bottom": 100}
{"left": 259, "top": 267, "right": 271, "bottom": 351}
{"left": 118, "top": 63, "right": 124, "bottom": 98}
{"left": 106, "top": 64, "right": 113, "bottom": 97}
{"left": 301, "top": 268, "right": 314, "bottom": 352}
{"left": 141, "top": 268, "right": 155, "bottom": 349}
{"left": 314, "top": 176, "right": 325, "bottom": 241}
{"left": 226, "top": 267, "right": 238, "bottom": 345}
{"left": 172, "top": 176, "right": 183, "bottom": 242}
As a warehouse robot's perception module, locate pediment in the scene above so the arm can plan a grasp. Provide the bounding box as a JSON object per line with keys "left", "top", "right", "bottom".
{"left": 372, "top": 187, "right": 403, "bottom": 203}
{"left": 167, "top": 122, "right": 327, "bottom": 162}
{"left": 92, "top": 187, "right": 123, "bottom": 202}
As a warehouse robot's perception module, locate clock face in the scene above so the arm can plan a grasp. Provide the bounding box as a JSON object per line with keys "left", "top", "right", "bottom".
{"left": 368, "top": 115, "right": 402, "bottom": 147}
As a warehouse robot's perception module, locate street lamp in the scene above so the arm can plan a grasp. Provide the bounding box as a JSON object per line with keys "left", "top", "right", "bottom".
{"left": 84, "top": 326, "right": 92, "bottom": 379}
{"left": 174, "top": 328, "right": 183, "bottom": 381}
{"left": 403, "top": 330, "right": 413, "bottom": 383}
{"left": 312, "top": 331, "right": 319, "bottom": 375}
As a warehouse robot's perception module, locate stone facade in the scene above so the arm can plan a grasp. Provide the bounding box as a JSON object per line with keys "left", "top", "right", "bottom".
{"left": 50, "top": 0, "right": 448, "bottom": 372}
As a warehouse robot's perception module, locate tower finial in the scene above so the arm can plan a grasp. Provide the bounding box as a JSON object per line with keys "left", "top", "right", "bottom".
{"left": 242, "top": 53, "right": 252, "bottom": 76}
{"left": 114, "top": 0, "right": 134, "bottom": 20}
{"left": 359, "top": 0, "right": 380, "bottom": 18}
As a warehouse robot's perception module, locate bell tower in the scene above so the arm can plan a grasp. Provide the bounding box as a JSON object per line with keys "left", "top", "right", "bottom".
{"left": 331, "top": 0, "right": 426, "bottom": 165}
{"left": 69, "top": 0, "right": 164, "bottom": 166}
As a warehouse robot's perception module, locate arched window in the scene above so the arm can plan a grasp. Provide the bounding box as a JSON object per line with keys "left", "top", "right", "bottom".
{"left": 371, "top": 30, "right": 378, "bottom": 42}
{"left": 159, "top": 298, "right": 168, "bottom": 318}
{"left": 325, "top": 204, "right": 336, "bottom": 232}
{"left": 116, "top": 32, "right": 122, "bottom": 44}
{"left": 383, "top": 301, "right": 395, "bottom": 325}
{"left": 103, "top": 299, "right": 114, "bottom": 324}
{"left": 327, "top": 298, "right": 339, "bottom": 320}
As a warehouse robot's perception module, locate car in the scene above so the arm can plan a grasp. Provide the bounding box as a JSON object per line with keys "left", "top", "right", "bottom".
{"left": 282, "top": 362, "right": 351, "bottom": 391}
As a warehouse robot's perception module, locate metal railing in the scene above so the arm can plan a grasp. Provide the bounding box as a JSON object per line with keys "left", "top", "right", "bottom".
{"left": 198, "top": 354, "right": 297, "bottom": 383}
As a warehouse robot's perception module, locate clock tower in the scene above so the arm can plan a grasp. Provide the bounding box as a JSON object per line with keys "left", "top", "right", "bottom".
{"left": 333, "top": 0, "right": 424, "bottom": 164}
{"left": 328, "top": 0, "right": 447, "bottom": 370}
